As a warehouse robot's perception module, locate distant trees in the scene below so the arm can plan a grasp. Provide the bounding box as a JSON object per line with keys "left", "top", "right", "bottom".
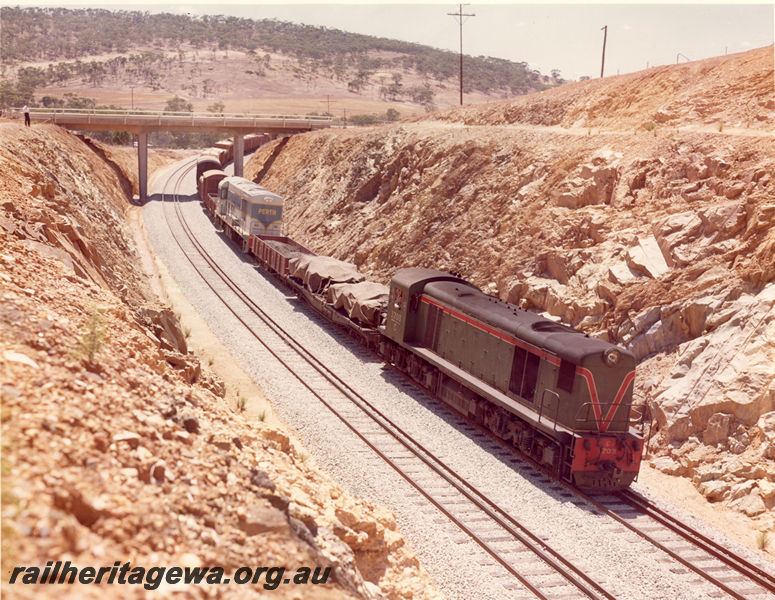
{"left": 0, "top": 80, "right": 34, "bottom": 107}
{"left": 348, "top": 69, "right": 371, "bottom": 93}
{"left": 164, "top": 96, "right": 193, "bottom": 113}
{"left": 207, "top": 101, "right": 225, "bottom": 115}
{"left": 0, "top": 7, "right": 554, "bottom": 98}
{"left": 379, "top": 73, "right": 403, "bottom": 101}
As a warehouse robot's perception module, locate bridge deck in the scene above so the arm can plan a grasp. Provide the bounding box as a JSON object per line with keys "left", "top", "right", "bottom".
{"left": 18, "top": 108, "right": 333, "bottom": 134}
{"left": 12, "top": 108, "right": 331, "bottom": 200}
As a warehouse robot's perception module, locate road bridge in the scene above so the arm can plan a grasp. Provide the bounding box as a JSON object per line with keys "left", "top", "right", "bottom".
{"left": 20, "top": 108, "right": 332, "bottom": 200}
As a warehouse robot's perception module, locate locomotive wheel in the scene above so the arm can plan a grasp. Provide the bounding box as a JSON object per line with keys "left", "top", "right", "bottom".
{"left": 484, "top": 405, "right": 509, "bottom": 440}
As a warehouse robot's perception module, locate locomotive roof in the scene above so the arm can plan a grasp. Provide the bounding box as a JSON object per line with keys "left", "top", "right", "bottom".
{"left": 220, "top": 176, "right": 280, "bottom": 201}
{"left": 423, "top": 279, "right": 628, "bottom": 364}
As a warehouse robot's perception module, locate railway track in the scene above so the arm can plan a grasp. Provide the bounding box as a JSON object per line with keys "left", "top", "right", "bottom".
{"left": 594, "top": 490, "right": 775, "bottom": 600}
{"left": 391, "top": 381, "right": 775, "bottom": 600}
{"left": 158, "top": 160, "right": 622, "bottom": 600}
{"left": 153, "top": 158, "right": 775, "bottom": 600}
{"left": 444, "top": 396, "right": 775, "bottom": 600}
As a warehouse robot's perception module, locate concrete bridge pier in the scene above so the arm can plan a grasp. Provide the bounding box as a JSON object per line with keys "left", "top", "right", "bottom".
{"left": 233, "top": 134, "right": 244, "bottom": 178}
{"left": 137, "top": 131, "right": 148, "bottom": 201}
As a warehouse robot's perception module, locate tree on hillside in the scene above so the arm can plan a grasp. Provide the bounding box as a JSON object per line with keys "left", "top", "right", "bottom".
{"left": 347, "top": 69, "right": 371, "bottom": 94}
{"left": 165, "top": 96, "right": 193, "bottom": 113}
{"left": 207, "top": 101, "right": 225, "bottom": 115}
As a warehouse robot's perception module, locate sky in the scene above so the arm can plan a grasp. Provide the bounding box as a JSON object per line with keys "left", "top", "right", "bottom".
{"left": 4, "top": 2, "right": 774, "bottom": 80}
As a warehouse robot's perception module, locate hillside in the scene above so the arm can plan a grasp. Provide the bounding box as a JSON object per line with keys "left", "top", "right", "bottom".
{"left": 244, "top": 45, "right": 775, "bottom": 531}
{"left": 0, "top": 121, "right": 442, "bottom": 599}
{"left": 0, "top": 7, "right": 555, "bottom": 118}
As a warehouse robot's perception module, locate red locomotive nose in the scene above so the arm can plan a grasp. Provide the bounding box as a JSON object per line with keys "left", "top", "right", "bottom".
{"left": 572, "top": 434, "right": 643, "bottom": 490}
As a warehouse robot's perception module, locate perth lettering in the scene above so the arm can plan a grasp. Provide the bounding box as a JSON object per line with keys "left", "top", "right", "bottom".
{"left": 7, "top": 561, "right": 331, "bottom": 591}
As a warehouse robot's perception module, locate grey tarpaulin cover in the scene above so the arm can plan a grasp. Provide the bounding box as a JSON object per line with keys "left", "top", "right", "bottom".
{"left": 289, "top": 255, "right": 365, "bottom": 293}
{"left": 326, "top": 281, "right": 388, "bottom": 326}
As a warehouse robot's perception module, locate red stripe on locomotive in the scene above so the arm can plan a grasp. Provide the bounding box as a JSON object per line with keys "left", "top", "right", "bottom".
{"left": 420, "top": 295, "right": 634, "bottom": 433}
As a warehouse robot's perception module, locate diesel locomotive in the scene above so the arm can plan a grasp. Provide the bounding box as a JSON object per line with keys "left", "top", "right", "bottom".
{"left": 198, "top": 169, "right": 643, "bottom": 491}
{"left": 381, "top": 268, "right": 641, "bottom": 490}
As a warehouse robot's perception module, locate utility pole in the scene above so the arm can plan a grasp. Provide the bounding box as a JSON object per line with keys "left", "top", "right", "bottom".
{"left": 448, "top": 4, "right": 475, "bottom": 105}
{"left": 600, "top": 25, "right": 608, "bottom": 78}
{"left": 320, "top": 94, "right": 336, "bottom": 115}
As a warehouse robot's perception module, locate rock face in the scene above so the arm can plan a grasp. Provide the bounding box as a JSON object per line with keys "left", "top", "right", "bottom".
{"left": 0, "top": 122, "right": 442, "bottom": 600}
{"left": 245, "top": 46, "right": 774, "bottom": 522}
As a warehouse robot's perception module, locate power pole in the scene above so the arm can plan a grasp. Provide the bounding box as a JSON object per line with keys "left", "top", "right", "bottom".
{"left": 600, "top": 25, "right": 608, "bottom": 78}
{"left": 320, "top": 94, "right": 336, "bottom": 115}
{"left": 448, "top": 4, "right": 475, "bottom": 105}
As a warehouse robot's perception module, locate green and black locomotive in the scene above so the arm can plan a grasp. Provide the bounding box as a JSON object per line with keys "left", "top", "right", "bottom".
{"left": 380, "top": 268, "right": 642, "bottom": 490}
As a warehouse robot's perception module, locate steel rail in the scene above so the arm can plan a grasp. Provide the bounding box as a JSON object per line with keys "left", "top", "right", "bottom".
{"left": 617, "top": 489, "right": 775, "bottom": 595}
{"left": 574, "top": 490, "right": 751, "bottom": 600}
{"left": 156, "top": 160, "right": 614, "bottom": 600}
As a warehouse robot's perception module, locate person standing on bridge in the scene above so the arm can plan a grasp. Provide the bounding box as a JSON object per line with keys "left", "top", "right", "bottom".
{"left": 23, "top": 105, "right": 30, "bottom": 127}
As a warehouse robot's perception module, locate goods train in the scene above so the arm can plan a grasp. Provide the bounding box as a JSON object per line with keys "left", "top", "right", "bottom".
{"left": 196, "top": 156, "right": 643, "bottom": 490}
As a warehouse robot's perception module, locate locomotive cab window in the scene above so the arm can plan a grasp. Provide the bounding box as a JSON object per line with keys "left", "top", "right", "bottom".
{"left": 509, "top": 347, "right": 526, "bottom": 396}
{"left": 509, "top": 347, "right": 541, "bottom": 402}
{"left": 522, "top": 352, "right": 540, "bottom": 400}
{"left": 557, "top": 359, "right": 575, "bottom": 393}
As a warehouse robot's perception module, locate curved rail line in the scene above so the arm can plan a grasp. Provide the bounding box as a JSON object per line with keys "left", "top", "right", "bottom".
{"left": 156, "top": 159, "right": 616, "bottom": 600}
